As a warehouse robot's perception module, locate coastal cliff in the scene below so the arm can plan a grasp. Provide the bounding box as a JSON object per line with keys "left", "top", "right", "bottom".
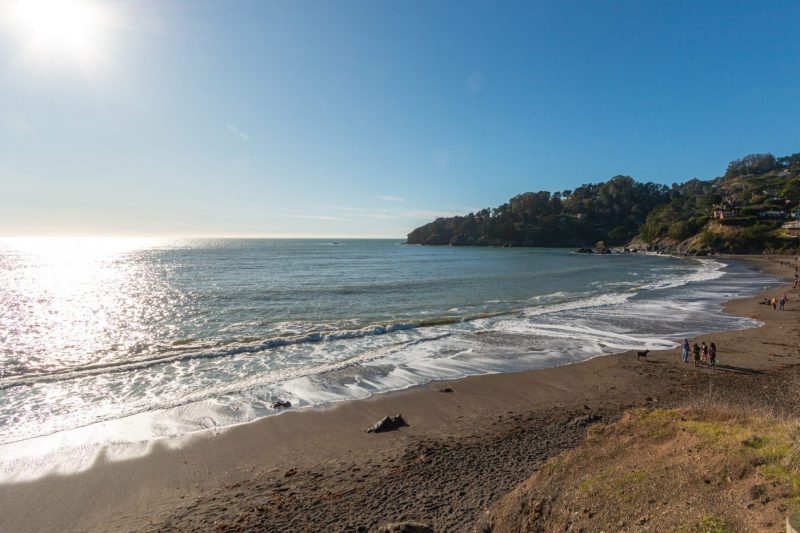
{"left": 407, "top": 152, "right": 800, "bottom": 254}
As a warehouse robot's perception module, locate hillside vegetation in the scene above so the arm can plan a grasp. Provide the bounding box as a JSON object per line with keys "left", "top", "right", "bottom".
{"left": 407, "top": 152, "right": 800, "bottom": 254}
{"left": 478, "top": 407, "right": 800, "bottom": 532}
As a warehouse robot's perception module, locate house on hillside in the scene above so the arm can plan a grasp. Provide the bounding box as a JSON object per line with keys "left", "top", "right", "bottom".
{"left": 782, "top": 221, "right": 800, "bottom": 237}
{"left": 711, "top": 202, "right": 740, "bottom": 220}
{"left": 758, "top": 210, "right": 787, "bottom": 219}
{"left": 712, "top": 208, "right": 738, "bottom": 220}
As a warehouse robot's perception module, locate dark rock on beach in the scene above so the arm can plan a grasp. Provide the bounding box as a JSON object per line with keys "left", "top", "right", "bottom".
{"left": 272, "top": 400, "right": 292, "bottom": 409}
{"left": 366, "top": 414, "right": 408, "bottom": 433}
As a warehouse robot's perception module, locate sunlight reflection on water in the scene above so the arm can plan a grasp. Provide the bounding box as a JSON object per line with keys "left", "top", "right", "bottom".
{"left": 0, "top": 237, "right": 174, "bottom": 375}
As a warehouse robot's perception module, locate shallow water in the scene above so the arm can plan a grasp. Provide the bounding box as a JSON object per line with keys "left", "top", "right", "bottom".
{"left": 0, "top": 238, "right": 779, "bottom": 480}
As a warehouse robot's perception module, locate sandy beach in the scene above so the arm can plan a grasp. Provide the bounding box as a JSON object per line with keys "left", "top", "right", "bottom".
{"left": 0, "top": 256, "right": 797, "bottom": 533}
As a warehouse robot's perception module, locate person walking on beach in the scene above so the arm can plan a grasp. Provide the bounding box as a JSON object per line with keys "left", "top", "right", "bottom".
{"left": 682, "top": 338, "right": 690, "bottom": 363}
{"left": 701, "top": 341, "right": 708, "bottom": 364}
{"left": 771, "top": 297, "right": 778, "bottom": 310}
{"left": 709, "top": 342, "right": 717, "bottom": 366}
{"left": 779, "top": 294, "right": 786, "bottom": 311}
{"left": 693, "top": 342, "right": 701, "bottom": 367}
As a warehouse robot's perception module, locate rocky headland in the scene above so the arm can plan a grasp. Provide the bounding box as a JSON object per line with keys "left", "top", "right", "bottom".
{"left": 407, "top": 152, "right": 800, "bottom": 256}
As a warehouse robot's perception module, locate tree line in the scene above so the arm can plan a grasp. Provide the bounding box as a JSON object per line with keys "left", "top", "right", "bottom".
{"left": 407, "top": 152, "right": 800, "bottom": 252}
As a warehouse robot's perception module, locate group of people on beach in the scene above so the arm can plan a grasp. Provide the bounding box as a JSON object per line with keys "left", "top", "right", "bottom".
{"left": 760, "top": 294, "right": 788, "bottom": 310}
{"left": 682, "top": 338, "right": 717, "bottom": 367}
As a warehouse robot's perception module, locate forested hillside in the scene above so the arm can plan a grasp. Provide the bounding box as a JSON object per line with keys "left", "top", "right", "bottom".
{"left": 634, "top": 153, "right": 800, "bottom": 253}
{"left": 407, "top": 152, "right": 800, "bottom": 254}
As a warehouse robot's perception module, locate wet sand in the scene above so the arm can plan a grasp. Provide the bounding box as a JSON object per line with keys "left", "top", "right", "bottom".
{"left": 0, "top": 256, "right": 798, "bottom": 532}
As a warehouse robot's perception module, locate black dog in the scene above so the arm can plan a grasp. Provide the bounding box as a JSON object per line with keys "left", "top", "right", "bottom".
{"left": 636, "top": 349, "right": 649, "bottom": 360}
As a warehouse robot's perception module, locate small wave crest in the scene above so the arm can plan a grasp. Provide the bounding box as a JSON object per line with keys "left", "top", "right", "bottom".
{"left": 522, "top": 291, "right": 634, "bottom": 317}
{"left": 639, "top": 258, "right": 726, "bottom": 291}
{"left": 0, "top": 333, "right": 453, "bottom": 446}
{"left": 0, "top": 321, "right": 432, "bottom": 390}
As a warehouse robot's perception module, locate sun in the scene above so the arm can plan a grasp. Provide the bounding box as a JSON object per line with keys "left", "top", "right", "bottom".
{"left": 4, "top": 0, "right": 112, "bottom": 64}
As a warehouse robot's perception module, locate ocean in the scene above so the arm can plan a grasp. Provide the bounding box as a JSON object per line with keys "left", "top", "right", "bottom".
{"left": 0, "top": 238, "right": 778, "bottom": 479}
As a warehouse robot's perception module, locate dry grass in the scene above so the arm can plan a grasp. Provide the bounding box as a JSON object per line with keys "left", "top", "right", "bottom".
{"left": 481, "top": 404, "right": 800, "bottom": 532}
{"left": 679, "top": 405, "right": 800, "bottom": 508}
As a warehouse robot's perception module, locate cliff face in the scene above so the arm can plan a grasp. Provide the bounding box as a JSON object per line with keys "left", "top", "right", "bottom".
{"left": 627, "top": 235, "right": 712, "bottom": 256}
{"left": 633, "top": 219, "right": 798, "bottom": 256}
{"left": 407, "top": 152, "right": 800, "bottom": 254}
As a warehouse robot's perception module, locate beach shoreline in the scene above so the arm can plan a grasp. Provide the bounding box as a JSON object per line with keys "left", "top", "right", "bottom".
{"left": 1, "top": 255, "right": 797, "bottom": 532}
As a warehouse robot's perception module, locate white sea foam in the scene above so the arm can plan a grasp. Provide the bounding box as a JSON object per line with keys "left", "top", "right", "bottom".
{"left": 639, "top": 258, "right": 726, "bottom": 291}
{"left": 0, "top": 254, "right": 779, "bottom": 482}
{"left": 0, "top": 321, "right": 432, "bottom": 389}
{"left": 522, "top": 291, "right": 635, "bottom": 317}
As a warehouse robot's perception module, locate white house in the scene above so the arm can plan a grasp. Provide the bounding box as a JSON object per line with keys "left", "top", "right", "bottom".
{"left": 782, "top": 220, "right": 800, "bottom": 237}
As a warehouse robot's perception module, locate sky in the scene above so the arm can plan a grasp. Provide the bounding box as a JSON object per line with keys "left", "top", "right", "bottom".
{"left": 0, "top": 0, "right": 798, "bottom": 238}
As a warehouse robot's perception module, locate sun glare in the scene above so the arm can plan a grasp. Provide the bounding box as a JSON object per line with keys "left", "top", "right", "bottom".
{"left": 4, "top": 0, "right": 112, "bottom": 64}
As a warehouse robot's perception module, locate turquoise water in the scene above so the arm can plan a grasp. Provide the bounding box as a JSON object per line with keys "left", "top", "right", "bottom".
{"left": 0, "top": 238, "right": 778, "bottom": 477}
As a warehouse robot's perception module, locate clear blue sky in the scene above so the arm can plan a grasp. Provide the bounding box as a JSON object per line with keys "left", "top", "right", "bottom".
{"left": 1, "top": 0, "right": 798, "bottom": 237}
